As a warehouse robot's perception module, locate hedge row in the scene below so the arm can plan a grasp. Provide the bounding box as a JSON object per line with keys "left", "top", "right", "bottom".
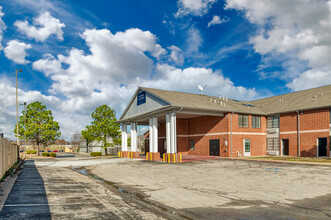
{"left": 41, "top": 152, "right": 57, "bottom": 157}
{"left": 26, "top": 150, "right": 37, "bottom": 154}
{"left": 90, "top": 152, "right": 102, "bottom": 157}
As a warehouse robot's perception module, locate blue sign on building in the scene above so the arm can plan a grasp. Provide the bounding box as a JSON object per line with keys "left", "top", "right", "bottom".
{"left": 137, "top": 91, "right": 146, "bottom": 106}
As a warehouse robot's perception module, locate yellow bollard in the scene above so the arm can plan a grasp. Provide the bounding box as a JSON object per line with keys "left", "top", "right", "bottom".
{"left": 118, "top": 152, "right": 120, "bottom": 157}
{"left": 121, "top": 151, "right": 123, "bottom": 157}
{"left": 168, "top": 154, "right": 170, "bottom": 163}
{"left": 180, "top": 154, "right": 182, "bottom": 162}
{"left": 150, "top": 153, "right": 153, "bottom": 161}
{"left": 173, "top": 154, "right": 176, "bottom": 163}
{"left": 146, "top": 152, "right": 148, "bottom": 160}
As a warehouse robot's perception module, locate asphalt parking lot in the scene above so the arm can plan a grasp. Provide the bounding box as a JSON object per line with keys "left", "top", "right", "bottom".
{"left": 1, "top": 154, "right": 331, "bottom": 219}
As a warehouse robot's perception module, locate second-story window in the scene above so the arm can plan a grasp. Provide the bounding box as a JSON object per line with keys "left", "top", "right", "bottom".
{"left": 238, "top": 114, "right": 248, "bottom": 127}
{"left": 267, "top": 115, "right": 279, "bottom": 128}
{"left": 252, "top": 116, "right": 261, "bottom": 128}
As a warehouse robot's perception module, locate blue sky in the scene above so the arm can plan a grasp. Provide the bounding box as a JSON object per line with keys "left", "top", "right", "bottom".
{"left": 0, "top": 0, "right": 331, "bottom": 140}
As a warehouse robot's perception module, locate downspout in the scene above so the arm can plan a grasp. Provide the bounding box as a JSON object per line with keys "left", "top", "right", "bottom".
{"left": 230, "top": 112, "right": 234, "bottom": 158}
{"left": 297, "top": 111, "right": 300, "bottom": 157}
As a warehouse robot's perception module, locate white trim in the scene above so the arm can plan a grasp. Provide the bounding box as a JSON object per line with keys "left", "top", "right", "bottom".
{"left": 280, "top": 131, "right": 297, "bottom": 135}
{"left": 280, "top": 129, "right": 329, "bottom": 135}
{"left": 177, "top": 132, "right": 266, "bottom": 138}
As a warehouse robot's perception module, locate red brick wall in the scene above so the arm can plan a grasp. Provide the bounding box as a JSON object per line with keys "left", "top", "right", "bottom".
{"left": 144, "top": 108, "right": 330, "bottom": 157}
{"left": 231, "top": 114, "right": 267, "bottom": 157}
{"left": 280, "top": 108, "right": 330, "bottom": 157}
{"left": 186, "top": 115, "right": 229, "bottom": 156}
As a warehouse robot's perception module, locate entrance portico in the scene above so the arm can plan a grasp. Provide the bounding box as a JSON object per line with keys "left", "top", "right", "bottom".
{"left": 118, "top": 87, "right": 225, "bottom": 162}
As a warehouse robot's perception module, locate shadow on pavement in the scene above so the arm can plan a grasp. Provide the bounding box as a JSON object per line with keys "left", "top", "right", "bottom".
{"left": 0, "top": 160, "right": 51, "bottom": 219}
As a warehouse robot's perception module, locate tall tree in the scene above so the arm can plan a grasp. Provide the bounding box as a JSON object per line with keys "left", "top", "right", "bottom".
{"left": 15, "top": 101, "right": 61, "bottom": 156}
{"left": 90, "top": 105, "right": 120, "bottom": 155}
{"left": 81, "top": 126, "right": 94, "bottom": 153}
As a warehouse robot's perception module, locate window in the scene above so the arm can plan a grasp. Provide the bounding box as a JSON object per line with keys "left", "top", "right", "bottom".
{"left": 238, "top": 115, "right": 248, "bottom": 127}
{"left": 252, "top": 116, "right": 261, "bottom": 128}
{"left": 267, "top": 138, "right": 279, "bottom": 151}
{"left": 267, "top": 115, "right": 280, "bottom": 128}
{"left": 190, "top": 139, "right": 195, "bottom": 150}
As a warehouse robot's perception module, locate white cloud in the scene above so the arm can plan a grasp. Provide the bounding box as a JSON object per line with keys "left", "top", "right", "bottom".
{"left": 0, "top": 76, "right": 60, "bottom": 140}
{"left": 175, "top": 0, "right": 216, "bottom": 17}
{"left": 0, "top": 6, "right": 6, "bottom": 50}
{"left": 30, "top": 27, "right": 258, "bottom": 140}
{"left": 225, "top": 0, "right": 331, "bottom": 91}
{"left": 185, "top": 27, "right": 203, "bottom": 56}
{"left": 207, "top": 15, "right": 229, "bottom": 27}
{"left": 4, "top": 40, "right": 31, "bottom": 64}
{"left": 14, "top": 11, "right": 65, "bottom": 42}
{"left": 168, "top": 45, "right": 184, "bottom": 65}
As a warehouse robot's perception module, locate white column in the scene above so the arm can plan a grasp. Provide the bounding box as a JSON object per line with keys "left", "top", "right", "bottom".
{"left": 170, "top": 113, "right": 177, "bottom": 154}
{"left": 131, "top": 122, "right": 138, "bottom": 152}
{"left": 152, "top": 117, "right": 158, "bottom": 153}
{"left": 166, "top": 114, "right": 171, "bottom": 154}
{"left": 123, "top": 124, "right": 128, "bottom": 151}
{"left": 121, "top": 123, "right": 125, "bottom": 151}
{"left": 149, "top": 118, "right": 153, "bottom": 153}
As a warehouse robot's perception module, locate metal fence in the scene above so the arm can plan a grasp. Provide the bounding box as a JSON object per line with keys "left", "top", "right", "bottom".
{"left": 0, "top": 137, "right": 18, "bottom": 178}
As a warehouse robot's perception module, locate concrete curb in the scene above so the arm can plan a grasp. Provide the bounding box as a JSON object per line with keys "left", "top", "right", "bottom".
{"left": 219, "top": 157, "right": 331, "bottom": 166}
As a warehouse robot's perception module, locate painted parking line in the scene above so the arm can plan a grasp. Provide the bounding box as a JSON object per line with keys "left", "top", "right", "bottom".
{"left": 4, "top": 203, "right": 102, "bottom": 207}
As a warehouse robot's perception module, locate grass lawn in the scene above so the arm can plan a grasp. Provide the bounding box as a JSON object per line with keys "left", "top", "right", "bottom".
{"left": 249, "top": 156, "right": 331, "bottom": 163}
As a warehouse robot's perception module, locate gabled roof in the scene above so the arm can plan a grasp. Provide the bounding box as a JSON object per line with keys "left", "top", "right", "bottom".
{"left": 140, "top": 87, "right": 266, "bottom": 115}
{"left": 120, "top": 85, "right": 331, "bottom": 122}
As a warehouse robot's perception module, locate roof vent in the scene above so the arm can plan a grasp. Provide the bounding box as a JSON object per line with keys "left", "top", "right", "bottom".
{"left": 312, "top": 95, "right": 317, "bottom": 98}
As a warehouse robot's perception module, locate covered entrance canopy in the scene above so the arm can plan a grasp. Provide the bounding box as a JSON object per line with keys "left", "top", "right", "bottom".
{"left": 117, "top": 87, "right": 246, "bottom": 161}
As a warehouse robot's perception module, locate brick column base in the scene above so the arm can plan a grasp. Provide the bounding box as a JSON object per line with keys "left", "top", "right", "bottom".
{"left": 121, "top": 151, "right": 128, "bottom": 157}
{"left": 146, "top": 152, "right": 160, "bottom": 161}
{"left": 129, "top": 151, "right": 140, "bottom": 158}
{"left": 163, "top": 153, "right": 178, "bottom": 163}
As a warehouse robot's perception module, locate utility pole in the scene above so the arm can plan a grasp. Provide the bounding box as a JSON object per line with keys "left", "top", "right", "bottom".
{"left": 16, "top": 69, "right": 22, "bottom": 147}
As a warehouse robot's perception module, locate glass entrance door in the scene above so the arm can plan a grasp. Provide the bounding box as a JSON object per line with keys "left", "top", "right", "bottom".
{"left": 243, "top": 139, "right": 251, "bottom": 156}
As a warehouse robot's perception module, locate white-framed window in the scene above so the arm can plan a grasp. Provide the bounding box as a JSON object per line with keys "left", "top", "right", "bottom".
{"left": 238, "top": 115, "right": 248, "bottom": 127}
{"left": 267, "top": 115, "right": 279, "bottom": 128}
{"left": 252, "top": 116, "right": 261, "bottom": 128}
{"left": 267, "top": 138, "right": 279, "bottom": 151}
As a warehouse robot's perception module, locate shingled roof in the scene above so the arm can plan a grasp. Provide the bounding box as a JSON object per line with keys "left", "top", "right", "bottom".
{"left": 251, "top": 84, "right": 331, "bottom": 114}
{"left": 141, "top": 84, "right": 331, "bottom": 115}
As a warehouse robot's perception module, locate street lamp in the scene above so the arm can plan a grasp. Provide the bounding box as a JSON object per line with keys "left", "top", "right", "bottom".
{"left": 16, "top": 69, "right": 22, "bottom": 147}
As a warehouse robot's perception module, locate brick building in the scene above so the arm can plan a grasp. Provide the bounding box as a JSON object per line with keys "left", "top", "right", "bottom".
{"left": 118, "top": 85, "right": 331, "bottom": 161}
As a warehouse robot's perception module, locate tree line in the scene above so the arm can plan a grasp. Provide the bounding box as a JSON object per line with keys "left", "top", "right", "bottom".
{"left": 15, "top": 102, "right": 120, "bottom": 155}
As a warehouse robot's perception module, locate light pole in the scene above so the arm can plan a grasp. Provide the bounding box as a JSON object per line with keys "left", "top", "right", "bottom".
{"left": 16, "top": 69, "right": 22, "bottom": 147}
{"left": 19, "top": 102, "right": 27, "bottom": 145}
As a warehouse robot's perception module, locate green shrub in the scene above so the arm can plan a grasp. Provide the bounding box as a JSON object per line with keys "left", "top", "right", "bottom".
{"left": 90, "top": 152, "right": 102, "bottom": 157}
{"left": 49, "top": 153, "right": 57, "bottom": 157}
{"left": 41, "top": 152, "right": 49, "bottom": 157}
{"left": 26, "top": 150, "right": 37, "bottom": 154}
